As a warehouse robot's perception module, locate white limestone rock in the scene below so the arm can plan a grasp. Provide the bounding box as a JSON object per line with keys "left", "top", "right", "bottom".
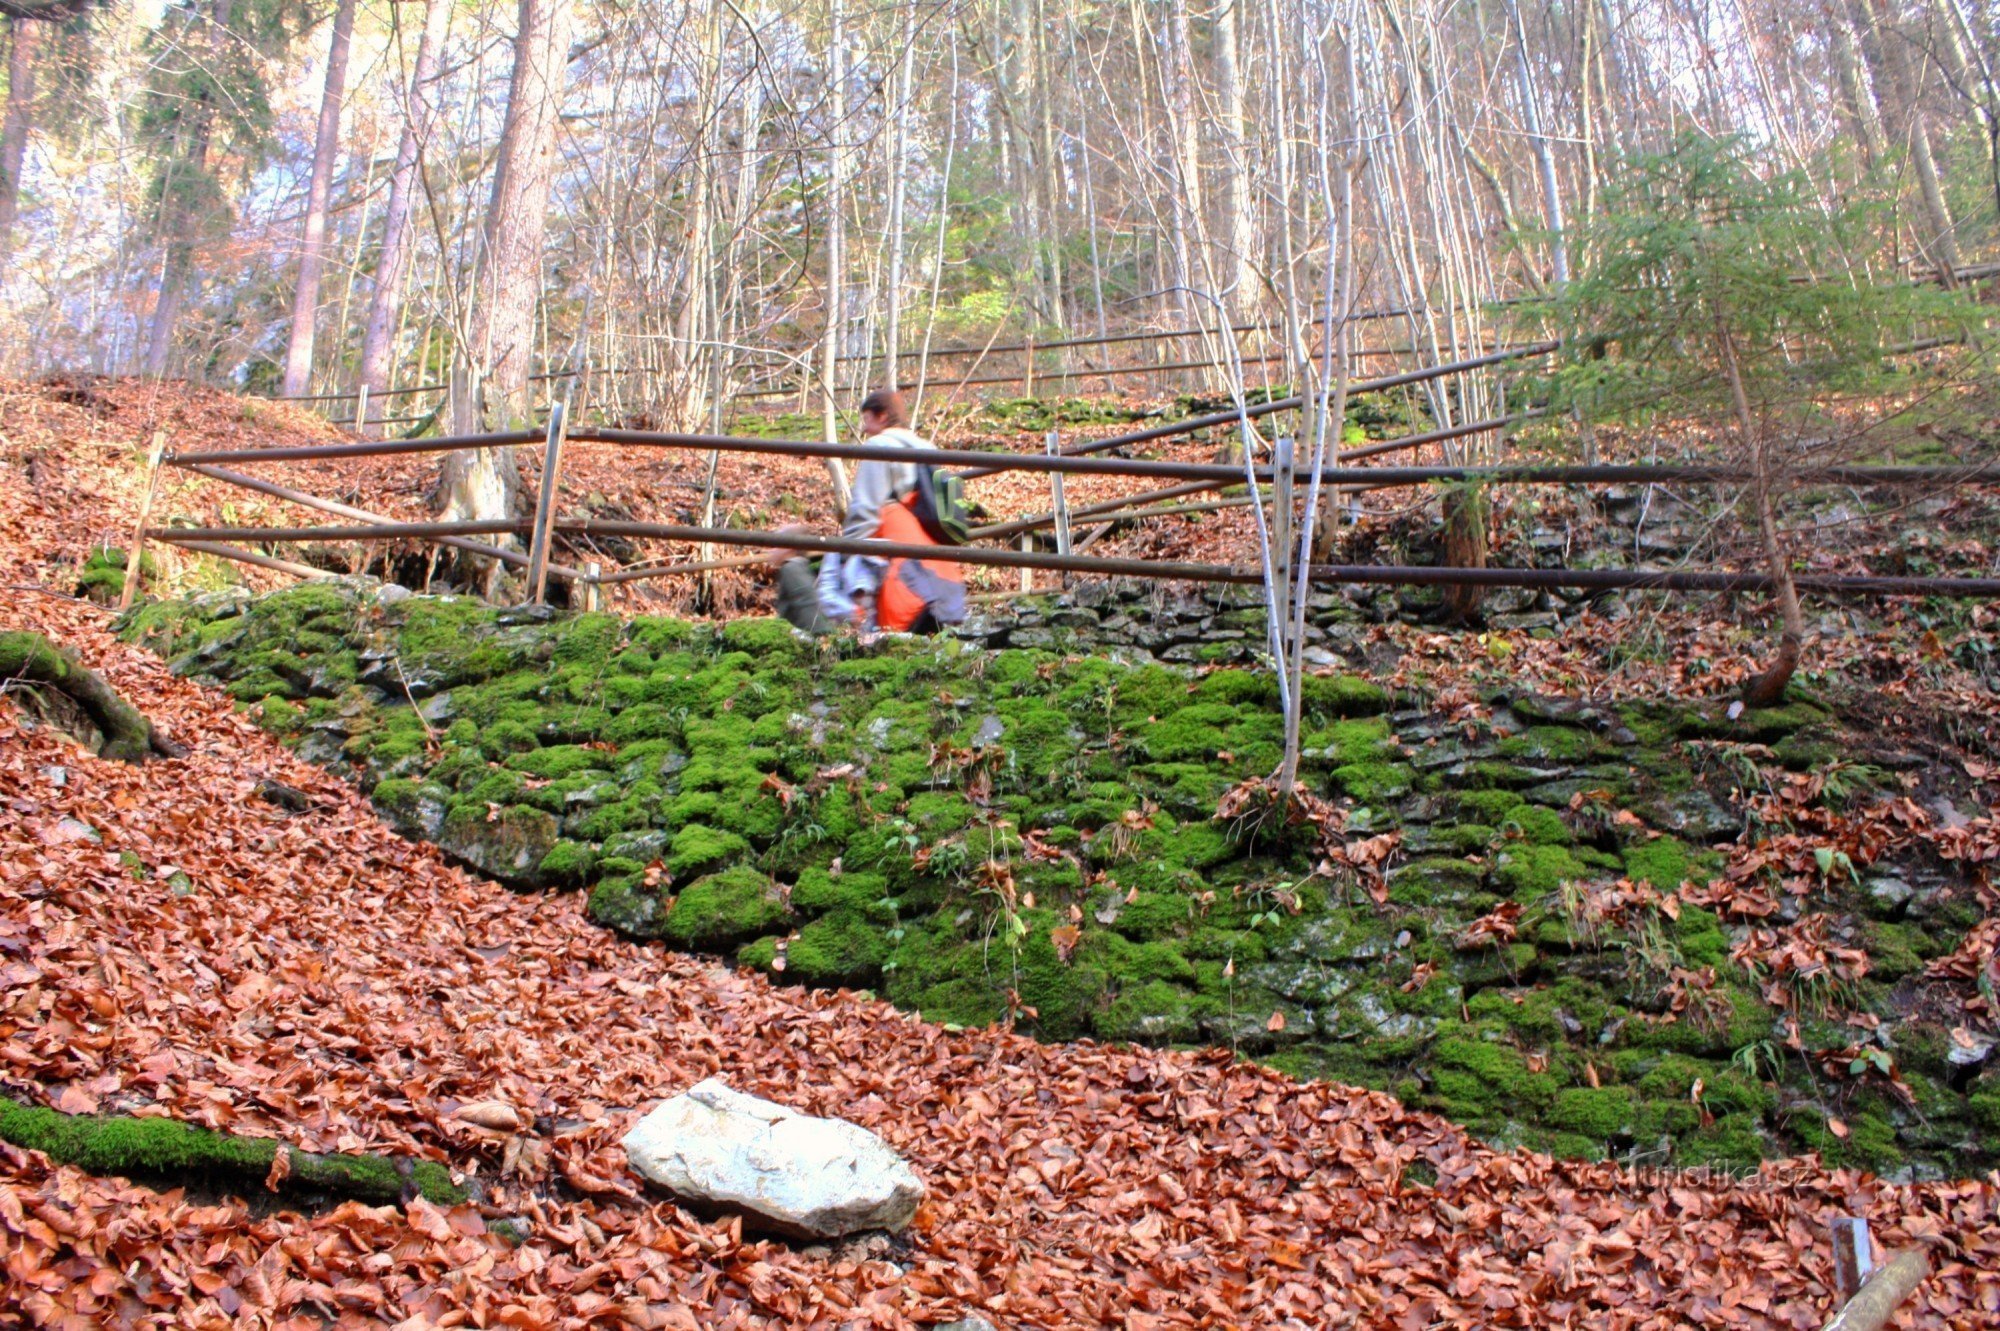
{"left": 621, "top": 1079, "right": 924, "bottom": 1238}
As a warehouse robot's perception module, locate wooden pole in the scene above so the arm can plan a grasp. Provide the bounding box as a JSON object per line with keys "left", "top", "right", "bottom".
{"left": 175, "top": 541, "right": 330, "bottom": 580}
{"left": 524, "top": 400, "right": 568, "bottom": 604}
{"left": 1819, "top": 1248, "right": 1929, "bottom": 1331}
{"left": 142, "top": 518, "right": 2000, "bottom": 598}
{"left": 178, "top": 462, "right": 591, "bottom": 582}
{"left": 118, "top": 429, "right": 169, "bottom": 612}
{"left": 1047, "top": 428, "right": 1072, "bottom": 556}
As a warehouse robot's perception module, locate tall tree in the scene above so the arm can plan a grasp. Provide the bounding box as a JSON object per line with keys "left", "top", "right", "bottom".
{"left": 439, "top": 0, "right": 573, "bottom": 533}
{"left": 138, "top": 0, "right": 301, "bottom": 379}
{"left": 280, "top": 0, "right": 356, "bottom": 396}
{"left": 0, "top": 16, "right": 38, "bottom": 264}
{"left": 356, "top": 0, "right": 452, "bottom": 405}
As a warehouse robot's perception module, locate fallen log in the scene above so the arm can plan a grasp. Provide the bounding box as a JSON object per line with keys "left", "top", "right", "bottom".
{"left": 1820, "top": 1247, "right": 1931, "bottom": 1331}
{"left": 0, "top": 630, "right": 184, "bottom": 762}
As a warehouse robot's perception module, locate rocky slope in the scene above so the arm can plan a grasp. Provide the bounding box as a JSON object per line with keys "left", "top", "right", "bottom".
{"left": 120, "top": 578, "right": 2000, "bottom": 1179}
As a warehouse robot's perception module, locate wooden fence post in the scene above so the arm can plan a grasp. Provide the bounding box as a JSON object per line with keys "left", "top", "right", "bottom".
{"left": 118, "top": 429, "right": 169, "bottom": 612}
{"left": 524, "top": 401, "right": 568, "bottom": 605}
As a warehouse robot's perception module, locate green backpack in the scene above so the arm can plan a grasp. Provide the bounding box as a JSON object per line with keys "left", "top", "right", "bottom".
{"left": 908, "top": 464, "right": 973, "bottom": 545}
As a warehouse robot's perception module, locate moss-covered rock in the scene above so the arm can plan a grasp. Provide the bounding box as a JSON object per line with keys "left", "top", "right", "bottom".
{"left": 663, "top": 867, "right": 790, "bottom": 949}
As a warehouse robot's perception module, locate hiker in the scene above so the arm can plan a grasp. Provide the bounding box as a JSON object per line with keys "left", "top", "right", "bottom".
{"left": 773, "top": 389, "right": 968, "bottom": 635}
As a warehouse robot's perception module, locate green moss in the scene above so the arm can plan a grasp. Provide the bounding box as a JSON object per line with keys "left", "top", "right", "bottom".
{"left": 1503, "top": 805, "right": 1574, "bottom": 847}
{"left": 1100, "top": 980, "right": 1206, "bottom": 1044}
{"left": 786, "top": 911, "right": 890, "bottom": 986}
{"left": 1162, "top": 820, "right": 1235, "bottom": 871}
{"left": 1859, "top": 921, "right": 1927, "bottom": 980}
{"left": 663, "top": 866, "right": 789, "bottom": 949}
{"left": 1450, "top": 789, "right": 1526, "bottom": 824}
{"left": 1429, "top": 1035, "right": 1558, "bottom": 1117}
{"left": 1493, "top": 843, "right": 1591, "bottom": 900}
{"left": 538, "top": 839, "right": 595, "bottom": 886}
{"left": 1497, "top": 727, "right": 1601, "bottom": 764}
{"left": 667, "top": 824, "right": 751, "bottom": 877}
{"left": 1622, "top": 837, "right": 1691, "bottom": 889}
{"left": 792, "top": 867, "right": 890, "bottom": 918}
{"left": 1111, "top": 665, "right": 1193, "bottom": 727}
{"left": 1550, "top": 1087, "right": 1636, "bottom": 1140}
{"left": 1300, "top": 674, "right": 1391, "bottom": 718}
{"left": 507, "top": 745, "right": 614, "bottom": 780}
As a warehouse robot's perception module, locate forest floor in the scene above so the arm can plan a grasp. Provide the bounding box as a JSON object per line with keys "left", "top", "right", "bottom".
{"left": 2, "top": 374, "right": 2000, "bottom": 1328}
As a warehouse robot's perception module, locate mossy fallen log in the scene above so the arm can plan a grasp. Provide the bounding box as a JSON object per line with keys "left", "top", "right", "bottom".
{"left": 0, "top": 630, "right": 183, "bottom": 762}
{"left": 0, "top": 1096, "right": 465, "bottom": 1206}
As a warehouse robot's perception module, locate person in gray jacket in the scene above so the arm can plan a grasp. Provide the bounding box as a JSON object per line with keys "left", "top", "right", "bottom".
{"left": 774, "top": 389, "right": 937, "bottom": 633}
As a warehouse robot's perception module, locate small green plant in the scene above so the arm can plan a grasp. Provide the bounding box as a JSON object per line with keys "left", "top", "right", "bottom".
{"left": 1732, "top": 1038, "right": 1782, "bottom": 1083}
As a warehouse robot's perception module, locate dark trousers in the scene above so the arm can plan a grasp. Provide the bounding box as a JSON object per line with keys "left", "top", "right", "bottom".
{"left": 775, "top": 558, "right": 837, "bottom": 635}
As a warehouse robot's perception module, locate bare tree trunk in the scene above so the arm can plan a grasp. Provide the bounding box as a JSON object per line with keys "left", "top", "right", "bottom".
{"left": 883, "top": 14, "right": 912, "bottom": 392}
{"left": 1827, "top": 0, "right": 1890, "bottom": 172}
{"left": 0, "top": 17, "right": 37, "bottom": 266}
{"left": 281, "top": 0, "right": 355, "bottom": 397}
{"left": 818, "top": 0, "right": 851, "bottom": 508}
{"left": 357, "top": 0, "right": 452, "bottom": 403}
{"left": 1214, "top": 0, "right": 1255, "bottom": 319}
{"left": 1505, "top": 0, "right": 1569, "bottom": 286}
{"left": 439, "top": 0, "right": 573, "bottom": 566}
{"left": 1852, "top": 0, "right": 1961, "bottom": 277}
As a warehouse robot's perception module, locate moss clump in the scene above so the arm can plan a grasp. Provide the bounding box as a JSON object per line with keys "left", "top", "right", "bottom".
{"left": 785, "top": 911, "right": 890, "bottom": 986}
{"left": 1622, "top": 837, "right": 1691, "bottom": 889}
{"left": 1100, "top": 980, "right": 1206, "bottom": 1044}
{"left": 792, "top": 867, "right": 889, "bottom": 917}
{"left": 1493, "top": 843, "right": 1590, "bottom": 900}
{"left": 1550, "top": 1086, "right": 1636, "bottom": 1140}
{"left": 1429, "top": 1035, "right": 1558, "bottom": 1118}
{"left": 0, "top": 1096, "right": 463, "bottom": 1205}
{"left": 538, "top": 839, "right": 595, "bottom": 886}
{"left": 1300, "top": 674, "right": 1391, "bottom": 717}
{"left": 663, "top": 866, "right": 789, "bottom": 949}
{"left": 666, "top": 824, "right": 750, "bottom": 877}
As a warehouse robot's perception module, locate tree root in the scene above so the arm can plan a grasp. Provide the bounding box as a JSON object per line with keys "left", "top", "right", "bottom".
{"left": 0, "top": 1095, "right": 465, "bottom": 1207}
{"left": 0, "top": 630, "right": 184, "bottom": 762}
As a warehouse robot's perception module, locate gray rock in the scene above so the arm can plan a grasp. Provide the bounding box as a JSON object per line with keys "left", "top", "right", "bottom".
{"left": 1866, "top": 876, "right": 1915, "bottom": 916}
{"left": 623, "top": 1079, "right": 925, "bottom": 1239}
{"left": 375, "top": 583, "right": 414, "bottom": 607}
{"left": 935, "top": 1319, "right": 1001, "bottom": 1331}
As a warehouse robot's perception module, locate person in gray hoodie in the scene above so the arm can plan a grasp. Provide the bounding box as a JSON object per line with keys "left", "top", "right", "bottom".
{"left": 774, "top": 388, "right": 948, "bottom": 633}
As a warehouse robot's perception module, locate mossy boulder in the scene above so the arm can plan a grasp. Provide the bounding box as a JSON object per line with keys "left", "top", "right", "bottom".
{"left": 438, "top": 803, "right": 561, "bottom": 886}
{"left": 663, "top": 867, "right": 790, "bottom": 950}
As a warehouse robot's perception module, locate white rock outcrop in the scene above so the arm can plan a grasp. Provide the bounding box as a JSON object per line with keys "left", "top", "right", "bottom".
{"left": 621, "top": 1079, "right": 925, "bottom": 1238}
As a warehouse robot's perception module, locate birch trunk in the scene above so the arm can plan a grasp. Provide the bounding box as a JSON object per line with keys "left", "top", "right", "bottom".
{"left": 281, "top": 0, "right": 355, "bottom": 397}
{"left": 818, "top": 0, "right": 851, "bottom": 507}
{"left": 357, "top": 0, "right": 452, "bottom": 401}
{"left": 1214, "top": 0, "right": 1255, "bottom": 319}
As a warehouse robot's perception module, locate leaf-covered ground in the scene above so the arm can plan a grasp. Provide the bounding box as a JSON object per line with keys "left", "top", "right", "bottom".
{"left": 3, "top": 375, "right": 2000, "bottom": 1327}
